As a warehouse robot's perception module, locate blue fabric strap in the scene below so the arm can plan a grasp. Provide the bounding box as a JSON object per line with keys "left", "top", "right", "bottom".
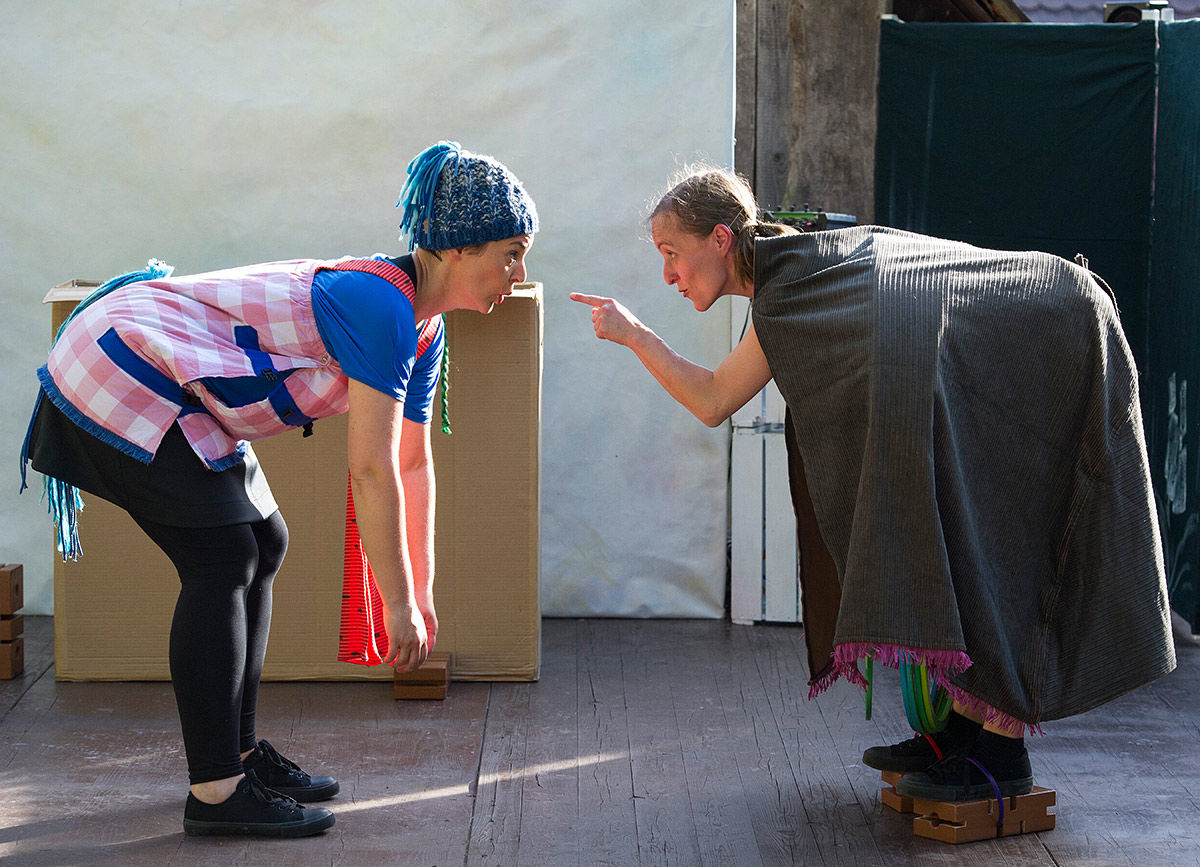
{"left": 234, "top": 325, "right": 277, "bottom": 379}
{"left": 233, "top": 326, "right": 316, "bottom": 428}
{"left": 97, "top": 329, "right": 206, "bottom": 416}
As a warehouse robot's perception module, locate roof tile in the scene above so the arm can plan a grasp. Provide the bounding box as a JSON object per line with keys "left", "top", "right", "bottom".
{"left": 1019, "top": 0, "right": 1200, "bottom": 19}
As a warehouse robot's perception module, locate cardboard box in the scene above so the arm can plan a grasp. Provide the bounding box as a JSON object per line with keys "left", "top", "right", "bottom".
{"left": 47, "top": 279, "right": 542, "bottom": 682}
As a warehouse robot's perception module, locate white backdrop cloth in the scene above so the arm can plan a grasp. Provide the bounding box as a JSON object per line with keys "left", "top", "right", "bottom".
{"left": 1, "top": 1, "right": 735, "bottom": 617}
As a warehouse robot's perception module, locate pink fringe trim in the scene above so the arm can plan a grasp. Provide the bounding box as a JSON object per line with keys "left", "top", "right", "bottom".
{"left": 807, "top": 641, "right": 1044, "bottom": 737}
{"left": 941, "top": 684, "right": 1045, "bottom": 737}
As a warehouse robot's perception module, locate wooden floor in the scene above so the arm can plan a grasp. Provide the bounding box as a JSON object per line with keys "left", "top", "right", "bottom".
{"left": 1, "top": 615, "right": 1197, "bottom": 866}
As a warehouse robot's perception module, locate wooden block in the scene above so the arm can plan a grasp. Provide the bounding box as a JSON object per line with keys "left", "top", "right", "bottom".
{"left": 1, "top": 637, "right": 24, "bottom": 680}
{"left": 395, "top": 652, "right": 450, "bottom": 684}
{"left": 0, "top": 564, "right": 22, "bottom": 616}
{"left": 393, "top": 652, "right": 451, "bottom": 699}
{"left": 393, "top": 684, "right": 448, "bottom": 700}
{"left": 881, "top": 783, "right": 915, "bottom": 815}
{"left": 0, "top": 614, "right": 23, "bottom": 642}
{"left": 880, "top": 770, "right": 915, "bottom": 813}
{"left": 911, "top": 787, "right": 1056, "bottom": 844}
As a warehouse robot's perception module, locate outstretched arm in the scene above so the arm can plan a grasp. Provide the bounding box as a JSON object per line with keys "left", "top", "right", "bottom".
{"left": 570, "top": 292, "right": 772, "bottom": 427}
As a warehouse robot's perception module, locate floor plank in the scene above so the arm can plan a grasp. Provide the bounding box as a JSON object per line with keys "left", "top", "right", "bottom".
{"left": 622, "top": 620, "right": 704, "bottom": 866}
{"left": 0, "top": 614, "right": 53, "bottom": 718}
{"left": 0, "top": 615, "right": 1196, "bottom": 865}
{"left": 571, "top": 619, "right": 639, "bottom": 866}
{"left": 722, "top": 623, "right": 820, "bottom": 865}
{"left": 666, "top": 623, "right": 764, "bottom": 867}
{"left": 746, "top": 623, "right": 888, "bottom": 866}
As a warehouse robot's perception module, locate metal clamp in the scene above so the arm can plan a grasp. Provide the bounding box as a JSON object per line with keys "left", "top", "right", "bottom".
{"left": 733, "top": 419, "right": 785, "bottom": 434}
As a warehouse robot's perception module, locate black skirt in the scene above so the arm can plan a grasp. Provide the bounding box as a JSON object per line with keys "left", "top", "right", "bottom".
{"left": 28, "top": 396, "right": 278, "bottom": 528}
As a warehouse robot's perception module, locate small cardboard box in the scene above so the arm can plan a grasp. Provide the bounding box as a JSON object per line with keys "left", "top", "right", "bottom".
{"left": 47, "top": 280, "right": 542, "bottom": 682}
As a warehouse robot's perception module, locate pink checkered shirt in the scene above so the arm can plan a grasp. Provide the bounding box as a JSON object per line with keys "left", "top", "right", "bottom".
{"left": 40, "top": 256, "right": 438, "bottom": 470}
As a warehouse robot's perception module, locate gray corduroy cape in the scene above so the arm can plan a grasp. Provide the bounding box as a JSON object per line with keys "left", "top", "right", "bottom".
{"left": 751, "top": 226, "right": 1176, "bottom": 729}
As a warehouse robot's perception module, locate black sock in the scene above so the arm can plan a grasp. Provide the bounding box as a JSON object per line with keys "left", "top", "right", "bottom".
{"left": 970, "top": 730, "right": 1029, "bottom": 779}
{"left": 936, "top": 710, "right": 982, "bottom": 753}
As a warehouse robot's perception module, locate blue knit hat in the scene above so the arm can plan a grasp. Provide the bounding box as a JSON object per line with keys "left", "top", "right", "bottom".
{"left": 397, "top": 141, "right": 539, "bottom": 251}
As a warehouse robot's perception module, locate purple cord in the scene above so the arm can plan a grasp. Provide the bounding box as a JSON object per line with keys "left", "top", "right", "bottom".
{"left": 965, "top": 757, "right": 1005, "bottom": 831}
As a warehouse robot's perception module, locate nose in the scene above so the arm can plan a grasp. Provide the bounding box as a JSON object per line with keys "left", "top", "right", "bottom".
{"left": 663, "top": 264, "right": 677, "bottom": 285}
{"left": 512, "top": 259, "right": 527, "bottom": 285}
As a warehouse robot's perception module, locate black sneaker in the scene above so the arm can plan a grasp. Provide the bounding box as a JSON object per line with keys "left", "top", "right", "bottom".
{"left": 243, "top": 739, "right": 340, "bottom": 802}
{"left": 894, "top": 751, "right": 1034, "bottom": 802}
{"left": 183, "top": 770, "right": 335, "bottom": 837}
{"left": 862, "top": 732, "right": 955, "bottom": 773}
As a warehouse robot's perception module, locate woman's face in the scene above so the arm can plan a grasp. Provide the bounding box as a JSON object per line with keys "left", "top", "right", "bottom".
{"left": 453, "top": 234, "right": 534, "bottom": 314}
{"left": 651, "top": 211, "right": 733, "bottom": 312}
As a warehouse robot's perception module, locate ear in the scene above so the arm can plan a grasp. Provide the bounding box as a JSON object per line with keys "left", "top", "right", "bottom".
{"left": 712, "top": 223, "right": 735, "bottom": 252}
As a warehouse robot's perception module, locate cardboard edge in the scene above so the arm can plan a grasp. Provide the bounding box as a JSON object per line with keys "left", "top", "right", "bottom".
{"left": 43, "top": 280, "right": 101, "bottom": 304}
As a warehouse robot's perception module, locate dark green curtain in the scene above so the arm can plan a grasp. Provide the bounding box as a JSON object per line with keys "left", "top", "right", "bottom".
{"left": 876, "top": 19, "right": 1200, "bottom": 632}
{"left": 1146, "top": 21, "right": 1200, "bottom": 633}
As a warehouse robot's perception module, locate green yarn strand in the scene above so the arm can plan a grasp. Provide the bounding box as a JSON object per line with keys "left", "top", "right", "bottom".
{"left": 439, "top": 320, "right": 452, "bottom": 435}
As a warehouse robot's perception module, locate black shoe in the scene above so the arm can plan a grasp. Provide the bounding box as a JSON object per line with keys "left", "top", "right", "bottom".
{"left": 183, "top": 770, "right": 335, "bottom": 837}
{"left": 894, "top": 751, "right": 1034, "bottom": 802}
{"left": 863, "top": 732, "right": 956, "bottom": 773}
{"left": 243, "top": 739, "right": 340, "bottom": 802}
{"left": 862, "top": 711, "right": 982, "bottom": 773}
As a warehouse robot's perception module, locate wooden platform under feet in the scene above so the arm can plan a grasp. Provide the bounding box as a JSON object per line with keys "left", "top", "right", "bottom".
{"left": 881, "top": 770, "right": 1056, "bottom": 844}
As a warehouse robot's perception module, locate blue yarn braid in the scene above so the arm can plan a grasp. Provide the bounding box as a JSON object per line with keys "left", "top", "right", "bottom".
{"left": 397, "top": 141, "right": 463, "bottom": 251}
{"left": 52, "top": 259, "right": 174, "bottom": 344}
{"left": 19, "top": 259, "right": 174, "bottom": 560}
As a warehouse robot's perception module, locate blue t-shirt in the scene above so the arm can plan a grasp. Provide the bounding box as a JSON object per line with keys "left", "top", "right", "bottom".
{"left": 310, "top": 255, "right": 444, "bottom": 424}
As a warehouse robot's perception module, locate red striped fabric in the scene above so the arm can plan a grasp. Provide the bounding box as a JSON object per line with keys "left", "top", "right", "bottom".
{"left": 338, "top": 474, "right": 389, "bottom": 665}
{"left": 322, "top": 257, "right": 416, "bottom": 303}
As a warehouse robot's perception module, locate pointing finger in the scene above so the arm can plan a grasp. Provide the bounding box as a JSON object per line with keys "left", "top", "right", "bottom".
{"left": 569, "top": 292, "right": 609, "bottom": 307}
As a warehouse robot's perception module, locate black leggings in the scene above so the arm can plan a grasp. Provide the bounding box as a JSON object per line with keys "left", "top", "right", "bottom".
{"left": 132, "top": 511, "right": 289, "bottom": 785}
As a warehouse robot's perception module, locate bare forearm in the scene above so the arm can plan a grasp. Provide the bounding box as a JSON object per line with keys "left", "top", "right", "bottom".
{"left": 624, "top": 326, "right": 726, "bottom": 426}
{"left": 349, "top": 471, "right": 415, "bottom": 614}
{"left": 572, "top": 292, "right": 770, "bottom": 426}
{"left": 401, "top": 462, "right": 435, "bottom": 601}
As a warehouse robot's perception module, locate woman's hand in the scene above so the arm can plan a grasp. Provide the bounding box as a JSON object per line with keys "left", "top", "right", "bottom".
{"left": 417, "top": 591, "right": 439, "bottom": 652}
{"left": 385, "top": 603, "right": 429, "bottom": 673}
{"left": 570, "top": 292, "right": 646, "bottom": 347}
